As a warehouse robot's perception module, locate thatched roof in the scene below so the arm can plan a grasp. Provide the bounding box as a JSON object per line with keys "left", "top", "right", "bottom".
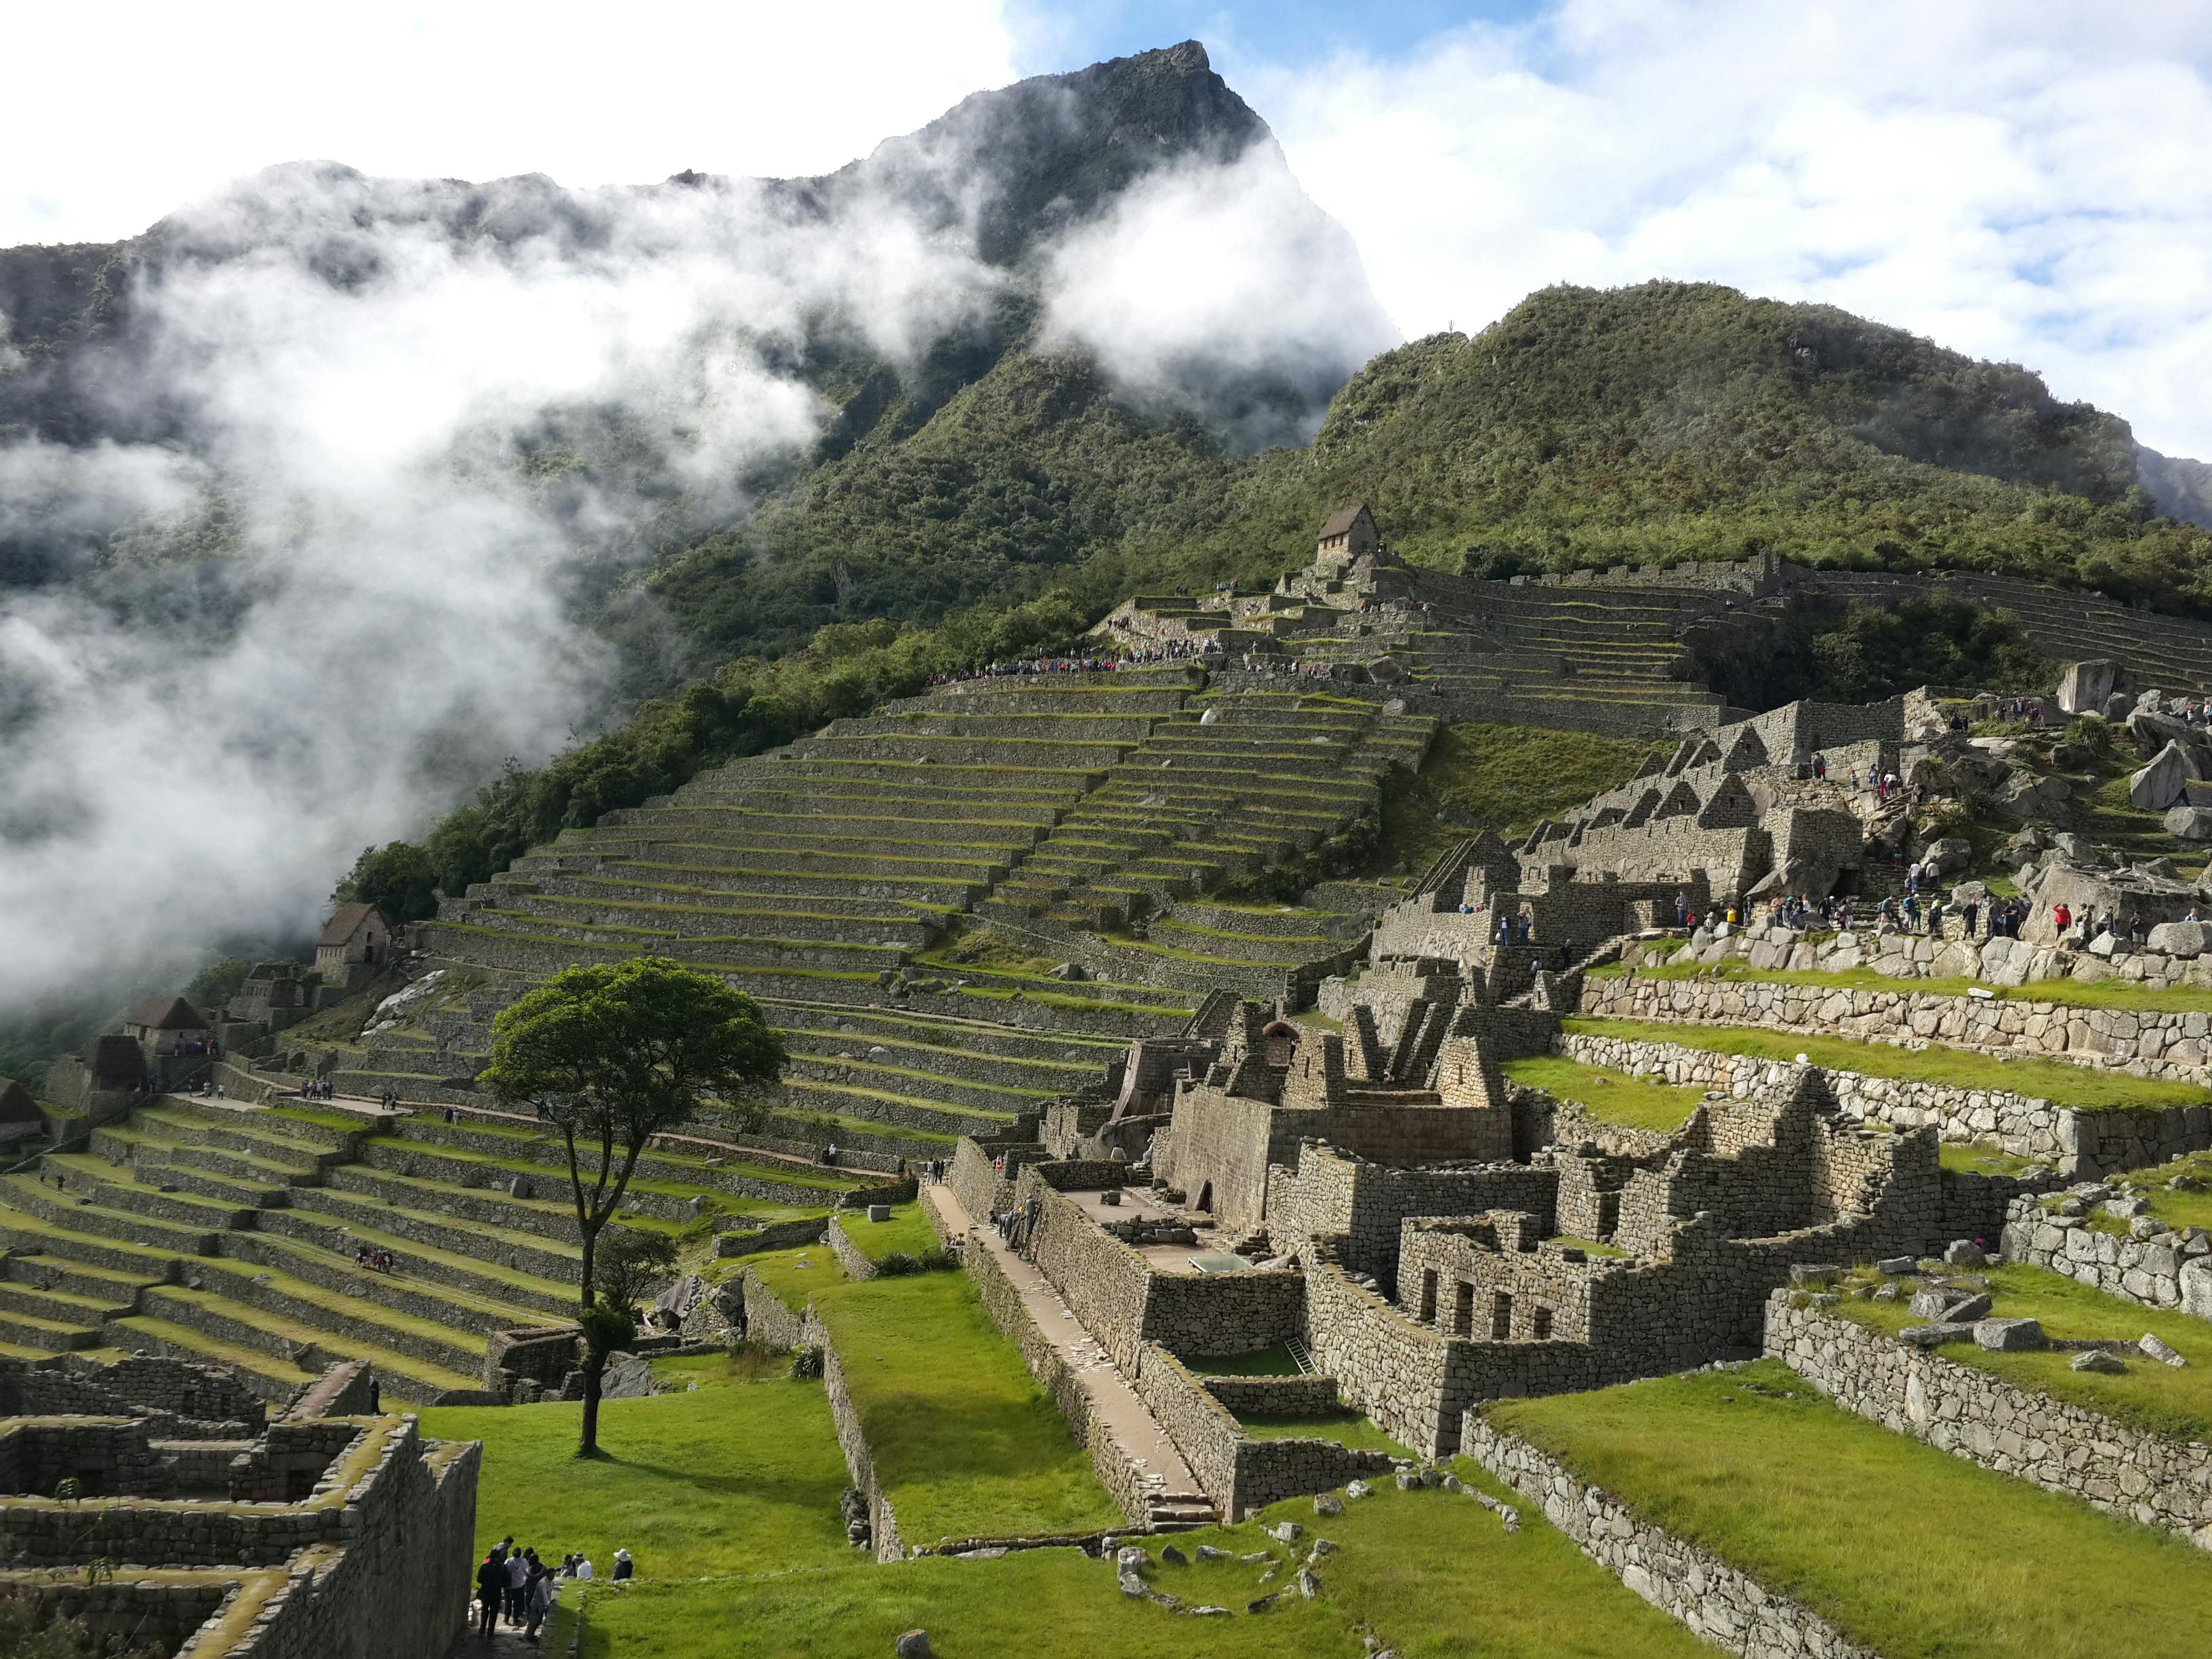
{"left": 1318, "top": 504, "right": 1372, "bottom": 539}
{"left": 319, "top": 902, "right": 386, "bottom": 947}
{"left": 123, "top": 994, "right": 206, "bottom": 1031}
{"left": 0, "top": 1078, "right": 38, "bottom": 1122}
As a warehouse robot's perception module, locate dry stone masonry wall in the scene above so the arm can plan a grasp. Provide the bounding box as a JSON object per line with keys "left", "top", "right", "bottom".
{"left": 1766, "top": 1294, "right": 2212, "bottom": 1547}
{"left": 2000, "top": 1194, "right": 2212, "bottom": 1317}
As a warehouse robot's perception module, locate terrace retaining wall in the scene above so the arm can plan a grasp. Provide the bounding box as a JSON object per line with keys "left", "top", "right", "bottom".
{"left": 1765, "top": 1294, "right": 2212, "bottom": 1547}
{"left": 1583, "top": 970, "right": 2212, "bottom": 1086}
{"left": 1999, "top": 1195, "right": 2212, "bottom": 1317}
{"left": 1558, "top": 1029, "right": 2203, "bottom": 1177}
{"left": 1462, "top": 1416, "right": 1882, "bottom": 1659}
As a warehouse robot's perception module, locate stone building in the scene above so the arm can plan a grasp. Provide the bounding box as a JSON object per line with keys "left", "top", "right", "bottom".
{"left": 316, "top": 902, "right": 394, "bottom": 991}
{"left": 0, "top": 1357, "right": 478, "bottom": 1658}
{"left": 121, "top": 994, "right": 211, "bottom": 1063}
{"left": 1315, "top": 502, "right": 1380, "bottom": 569}
{"left": 0, "top": 1077, "right": 40, "bottom": 1139}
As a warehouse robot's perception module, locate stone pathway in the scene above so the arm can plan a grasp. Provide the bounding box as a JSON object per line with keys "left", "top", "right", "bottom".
{"left": 920, "top": 1182, "right": 1214, "bottom": 1529}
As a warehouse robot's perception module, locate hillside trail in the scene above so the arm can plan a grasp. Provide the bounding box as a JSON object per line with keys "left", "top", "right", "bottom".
{"left": 920, "top": 1181, "right": 1212, "bottom": 1527}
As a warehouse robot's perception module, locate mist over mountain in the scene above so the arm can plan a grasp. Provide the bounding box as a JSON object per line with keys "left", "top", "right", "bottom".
{"left": 0, "top": 42, "right": 1392, "bottom": 1017}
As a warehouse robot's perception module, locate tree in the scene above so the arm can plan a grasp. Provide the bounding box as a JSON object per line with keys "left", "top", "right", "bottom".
{"left": 593, "top": 1227, "right": 681, "bottom": 1325}
{"left": 478, "top": 957, "right": 785, "bottom": 1456}
{"left": 0, "top": 1593, "right": 162, "bottom": 1658}
{"left": 332, "top": 840, "right": 442, "bottom": 926}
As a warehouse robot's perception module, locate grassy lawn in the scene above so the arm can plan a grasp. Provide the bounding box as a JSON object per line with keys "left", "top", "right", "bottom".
{"left": 417, "top": 1352, "right": 851, "bottom": 1580}
{"left": 1938, "top": 1141, "right": 2041, "bottom": 1176}
{"left": 2106, "top": 1149, "right": 2212, "bottom": 1233}
{"left": 1194, "top": 1345, "right": 1305, "bottom": 1376}
{"left": 1373, "top": 721, "right": 1660, "bottom": 877}
{"left": 1593, "top": 956, "right": 2212, "bottom": 1016}
{"left": 836, "top": 1204, "right": 942, "bottom": 1263}
{"left": 1490, "top": 1360, "right": 2212, "bottom": 1658}
{"left": 565, "top": 1459, "right": 1709, "bottom": 1658}
{"left": 1237, "top": 1410, "right": 1411, "bottom": 1457}
{"left": 738, "top": 1244, "right": 1122, "bottom": 1547}
{"left": 1564, "top": 1017, "right": 2206, "bottom": 1114}
{"left": 1828, "top": 1261, "right": 2212, "bottom": 1443}
{"left": 1501, "top": 1054, "right": 1706, "bottom": 1132}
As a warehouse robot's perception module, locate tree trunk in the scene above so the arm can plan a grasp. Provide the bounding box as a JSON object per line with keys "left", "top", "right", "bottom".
{"left": 579, "top": 1348, "right": 604, "bottom": 1458}
{"left": 578, "top": 1223, "right": 598, "bottom": 1310}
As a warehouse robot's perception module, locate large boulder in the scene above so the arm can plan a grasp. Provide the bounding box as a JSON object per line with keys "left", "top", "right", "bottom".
{"left": 2104, "top": 691, "right": 2135, "bottom": 721}
{"left": 2165, "top": 805, "right": 2212, "bottom": 841}
{"left": 1924, "top": 836, "right": 1973, "bottom": 874}
{"left": 2130, "top": 741, "right": 2196, "bottom": 811}
{"left": 2146, "top": 920, "right": 2211, "bottom": 958}
{"left": 2057, "top": 659, "right": 2117, "bottom": 714}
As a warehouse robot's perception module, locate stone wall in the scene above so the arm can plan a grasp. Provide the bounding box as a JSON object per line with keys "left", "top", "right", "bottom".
{"left": 825, "top": 1217, "right": 879, "bottom": 1282}
{"left": 1461, "top": 1414, "right": 1881, "bottom": 1659}
{"left": 1558, "top": 1029, "right": 2182, "bottom": 1177}
{"left": 1766, "top": 1294, "right": 2212, "bottom": 1547}
{"left": 713, "top": 1214, "right": 832, "bottom": 1258}
{"left": 1267, "top": 1143, "right": 1558, "bottom": 1286}
{"left": 1584, "top": 968, "right": 2212, "bottom": 1090}
{"left": 1130, "top": 1342, "right": 1394, "bottom": 1520}
{"left": 1198, "top": 1374, "right": 1343, "bottom": 1416}
{"left": 1999, "top": 1195, "right": 2212, "bottom": 1316}
{"left": 0, "top": 1353, "right": 263, "bottom": 1436}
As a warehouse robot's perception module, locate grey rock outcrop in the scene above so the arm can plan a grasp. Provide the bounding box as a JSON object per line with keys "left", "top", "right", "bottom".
{"left": 2058, "top": 659, "right": 2117, "bottom": 715}
{"left": 2131, "top": 741, "right": 2198, "bottom": 810}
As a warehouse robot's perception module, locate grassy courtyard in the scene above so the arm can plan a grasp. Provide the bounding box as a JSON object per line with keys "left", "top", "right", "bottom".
{"left": 417, "top": 1351, "right": 852, "bottom": 1579}
{"left": 1564, "top": 1016, "right": 2208, "bottom": 1113}
{"left": 741, "top": 1244, "right": 1123, "bottom": 1547}
{"left": 1490, "top": 1360, "right": 2212, "bottom": 1658}
{"left": 560, "top": 1458, "right": 1710, "bottom": 1659}
{"left": 1500, "top": 1053, "right": 1708, "bottom": 1131}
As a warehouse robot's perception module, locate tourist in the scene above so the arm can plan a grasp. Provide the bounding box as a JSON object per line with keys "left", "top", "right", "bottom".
{"left": 506, "top": 1545, "right": 530, "bottom": 1624}
{"left": 612, "top": 1547, "right": 634, "bottom": 1582}
{"left": 368, "top": 1377, "right": 380, "bottom": 1413}
{"left": 2053, "top": 901, "right": 2072, "bottom": 942}
{"left": 575, "top": 1553, "right": 594, "bottom": 1581}
{"left": 524, "top": 1552, "right": 554, "bottom": 1643}
{"left": 1811, "top": 752, "right": 1826, "bottom": 780}
{"left": 474, "top": 1552, "right": 504, "bottom": 1639}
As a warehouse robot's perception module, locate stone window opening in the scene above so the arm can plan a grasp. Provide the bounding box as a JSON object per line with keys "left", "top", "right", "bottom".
{"left": 1452, "top": 1280, "right": 1474, "bottom": 1338}
{"left": 1532, "top": 1305, "right": 1554, "bottom": 1340}
{"left": 1418, "top": 1269, "right": 1439, "bottom": 1325}
{"left": 1195, "top": 1181, "right": 1214, "bottom": 1214}
{"left": 1490, "top": 1290, "right": 1512, "bottom": 1339}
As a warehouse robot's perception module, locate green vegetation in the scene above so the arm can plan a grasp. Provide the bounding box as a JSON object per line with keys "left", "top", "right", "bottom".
{"left": 418, "top": 1352, "right": 853, "bottom": 1579}
{"left": 837, "top": 1206, "right": 943, "bottom": 1263}
{"left": 331, "top": 840, "right": 442, "bottom": 926}
{"left": 1500, "top": 1054, "right": 1706, "bottom": 1132}
{"left": 1829, "top": 1263, "right": 2212, "bottom": 1443}
{"left": 739, "top": 1245, "right": 1122, "bottom": 1546}
{"left": 0, "top": 1592, "right": 163, "bottom": 1659}
{"left": 2103, "top": 1150, "right": 2212, "bottom": 1235}
{"left": 1490, "top": 1359, "right": 2212, "bottom": 1659}
{"left": 1597, "top": 953, "right": 2212, "bottom": 1014}
{"left": 1374, "top": 722, "right": 1659, "bottom": 878}
{"left": 1938, "top": 1141, "right": 2039, "bottom": 1177}
{"left": 1702, "top": 592, "right": 2052, "bottom": 710}
{"left": 1195, "top": 1345, "right": 1305, "bottom": 1377}
{"left": 483, "top": 956, "right": 788, "bottom": 1454}
{"left": 1563, "top": 1016, "right": 2208, "bottom": 1113}
{"left": 563, "top": 1454, "right": 1710, "bottom": 1658}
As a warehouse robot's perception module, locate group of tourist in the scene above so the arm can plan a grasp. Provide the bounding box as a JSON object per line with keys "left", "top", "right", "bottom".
{"left": 1713, "top": 885, "right": 2174, "bottom": 954}
{"left": 473, "top": 1537, "right": 633, "bottom": 1643}
{"left": 988, "top": 1193, "right": 1044, "bottom": 1255}
{"left": 920, "top": 638, "right": 1217, "bottom": 684}
{"left": 918, "top": 1156, "right": 948, "bottom": 1185}
{"left": 296, "top": 1079, "right": 336, "bottom": 1101}
{"left": 353, "top": 1242, "right": 398, "bottom": 1274}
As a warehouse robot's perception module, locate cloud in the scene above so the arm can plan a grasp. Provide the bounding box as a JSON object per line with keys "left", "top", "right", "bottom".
{"left": 1040, "top": 142, "right": 1398, "bottom": 446}
{"left": 1237, "top": 0, "right": 2212, "bottom": 456}
{"left": 0, "top": 163, "right": 1012, "bottom": 1009}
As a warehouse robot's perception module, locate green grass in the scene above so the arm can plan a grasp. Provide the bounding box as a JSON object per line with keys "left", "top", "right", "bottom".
{"left": 266, "top": 1104, "right": 374, "bottom": 1133}
{"left": 1237, "top": 1410, "right": 1411, "bottom": 1457}
{"left": 419, "top": 1351, "right": 853, "bottom": 1579}
{"left": 1938, "top": 1141, "right": 2040, "bottom": 1176}
{"left": 2108, "top": 1150, "right": 2212, "bottom": 1233}
{"left": 1500, "top": 1054, "right": 1706, "bottom": 1132}
{"left": 738, "top": 1244, "right": 1121, "bottom": 1547}
{"left": 1830, "top": 1262, "right": 2212, "bottom": 1443}
{"left": 1490, "top": 1359, "right": 2212, "bottom": 1659}
{"left": 1194, "top": 1345, "right": 1305, "bottom": 1376}
{"left": 565, "top": 1456, "right": 1709, "bottom": 1658}
{"left": 1563, "top": 1017, "right": 2208, "bottom": 1113}
{"left": 837, "top": 1205, "right": 942, "bottom": 1263}
{"left": 1593, "top": 956, "right": 2212, "bottom": 1015}
{"left": 1373, "top": 721, "right": 1664, "bottom": 878}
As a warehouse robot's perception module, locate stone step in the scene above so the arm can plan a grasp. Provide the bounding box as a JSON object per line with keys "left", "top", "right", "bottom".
{"left": 216, "top": 1231, "right": 556, "bottom": 1334}
{"left": 175, "top": 1259, "right": 487, "bottom": 1378}
{"left": 2, "top": 1252, "right": 167, "bottom": 1303}
{"left": 104, "top": 1313, "right": 330, "bottom": 1401}
{"left": 247, "top": 1206, "right": 576, "bottom": 1317}
{"left": 0, "top": 1306, "right": 104, "bottom": 1350}
{"left": 0, "top": 1176, "right": 221, "bottom": 1256}
{"left": 281, "top": 1186, "right": 583, "bottom": 1284}
{"left": 0, "top": 1276, "right": 139, "bottom": 1324}
{"left": 42, "top": 1155, "right": 260, "bottom": 1229}
{"left": 129, "top": 1286, "right": 489, "bottom": 1404}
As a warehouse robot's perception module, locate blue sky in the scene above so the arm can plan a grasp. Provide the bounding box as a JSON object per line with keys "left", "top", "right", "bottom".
{"left": 1019, "top": 1, "right": 1544, "bottom": 73}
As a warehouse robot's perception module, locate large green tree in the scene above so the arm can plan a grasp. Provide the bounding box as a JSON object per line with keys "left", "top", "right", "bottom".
{"left": 479, "top": 956, "right": 785, "bottom": 1456}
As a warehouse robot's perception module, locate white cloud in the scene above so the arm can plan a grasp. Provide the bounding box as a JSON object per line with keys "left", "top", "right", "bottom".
{"left": 1237, "top": 0, "right": 2212, "bottom": 455}
{"left": 0, "top": 165, "right": 1009, "bottom": 1006}
{"left": 0, "top": 2, "right": 1022, "bottom": 247}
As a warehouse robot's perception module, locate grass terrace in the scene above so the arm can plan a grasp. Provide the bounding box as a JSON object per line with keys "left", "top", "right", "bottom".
{"left": 1825, "top": 1261, "right": 2212, "bottom": 1443}
{"left": 2064, "top": 1149, "right": 2212, "bottom": 1235}
{"left": 1593, "top": 956, "right": 2212, "bottom": 1016}
{"left": 1563, "top": 1017, "right": 2210, "bottom": 1113}
{"left": 561, "top": 1452, "right": 1709, "bottom": 1659}
{"left": 1500, "top": 1054, "right": 1706, "bottom": 1132}
{"left": 1938, "top": 1141, "right": 2042, "bottom": 1177}
{"left": 1489, "top": 1359, "right": 2212, "bottom": 1659}
{"left": 835, "top": 1205, "right": 943, "bottom": 1263}
{"left": 419, "top": 1350, "right": 853, "bottom": 1579}
{"left": 737, "top": 1245, "right": 1121, "bottom": 1547}
{"left": 1235, "top": 1409, "right": 1411, "bottom": 1458}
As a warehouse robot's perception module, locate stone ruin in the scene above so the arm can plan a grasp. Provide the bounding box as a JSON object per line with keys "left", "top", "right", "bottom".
{"left": 0, "top": 1355, "right": 476, "bottom": 1658}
